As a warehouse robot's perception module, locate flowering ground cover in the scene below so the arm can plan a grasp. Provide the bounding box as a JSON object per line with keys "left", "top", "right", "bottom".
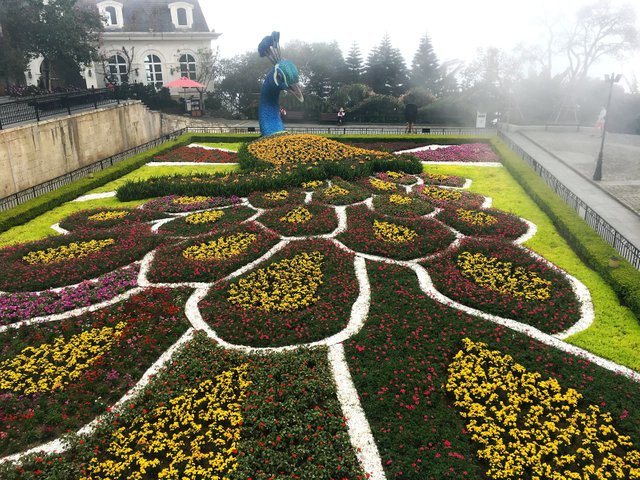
{"left": 142, "top": 194, "right": 241, "bottom": 213}
{"left": 152, "top": 145, "right": 239, "bottom": 163}
{"left": 419, "top": 171, "right": 466, "bottom": 187}
{"left": 57, "top": 207, "right": 164, "bottom": 232}
{"left": 246, "top": 133, "right": 391, "bottom": 168}
{"left": 257, "top": 202, "right": 339, "bottom": 237}
{"left": 410, "top": 143, "right": 500, "bottom": 162}
{"left": 372, "top": 193, "right": 435, "bottom": 217}
{"left": 246, "top": 188, "right": 305, "bottom": 209}
{"left": 374, "top": 170, "right": 417, "bottom": 185}
{"left": 0, "top": 136, "right": 637, "bottom": 479}
{"left": 156, "top": 205, "right": 256, "bottom": 237}
{"left": 200, "top": 239, "right": 358, "bottom": 347}
{"left": 425, "top": 237, "right": 582, "bottom": 334}
{"left": 0, "top": 264, "right": 139, "bottom": 326}
{"left": 338, "top": 204, "right": 456, "bottom": 260}
{"left": 436, "top": 206, "right": 529, "bottom": 239}
{"left": 343, "top": 263, "right": 640, "bottom": 479}
{"left": 0, "top": 225, "right": 158, "bottom": 292}
{"left": 147, "top": 222, "right": 280, "bottom": 284}
{"left": 417, "top": 184, "right": 486, "bottom": 209}
{"left": 0, "top": 288, "right": 190, "bottom": 457}
{"left": 316, "top": 178, "right": 371, "bottom": 206}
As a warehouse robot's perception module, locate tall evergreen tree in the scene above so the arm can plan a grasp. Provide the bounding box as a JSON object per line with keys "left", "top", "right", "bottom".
{"left": 410, "top": 32, "right": 440, "bottom": 94}
{"left": 345, "top": 42, "right": 364, "bottom": 84}
{"left": 364, "top": 34, "right": 408, "bottom": 96}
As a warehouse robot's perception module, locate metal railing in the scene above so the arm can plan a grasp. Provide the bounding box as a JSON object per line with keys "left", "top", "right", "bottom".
{"left": 186, "top": 125, "right": 495, "bottom": 136}
{"left": 498, "top": 130, "right": 640, "bottom": 269}
{"left": 0, "top": 128, "right": 187, "bottom": 212}
{"left": 0, "top": 89, "right": 119, "bottom": 129}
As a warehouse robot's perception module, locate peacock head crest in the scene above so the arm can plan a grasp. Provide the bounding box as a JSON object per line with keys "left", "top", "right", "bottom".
{"left": 258, "top": 31, "right": 304, "bottom": 102}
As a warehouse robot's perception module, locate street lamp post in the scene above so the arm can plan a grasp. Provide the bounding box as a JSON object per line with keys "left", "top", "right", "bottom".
{"left": 593, "top": 73, "right": 622, "bottom": 181}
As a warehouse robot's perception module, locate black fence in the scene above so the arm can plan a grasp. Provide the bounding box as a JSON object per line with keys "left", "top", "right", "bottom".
{"left": 0, "top": 128, "right": 187, "bottom": 212}
{"left": 0, "top": 89, "right": 119, "bottom": 129}
{"left": 186, "top": 125, "right": 495, "bottom": 136}
{"left": 498, "top": 130, "right": 640, "bottom": 269}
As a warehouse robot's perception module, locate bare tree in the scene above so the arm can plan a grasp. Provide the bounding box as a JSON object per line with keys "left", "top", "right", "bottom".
{"left": 563, "top": 1, "right": 638, "bottom": 84}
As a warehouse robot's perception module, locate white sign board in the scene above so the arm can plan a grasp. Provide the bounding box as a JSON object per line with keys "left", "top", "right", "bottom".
{"left": 476, "top": 112, "right": 487, "bottom": 128}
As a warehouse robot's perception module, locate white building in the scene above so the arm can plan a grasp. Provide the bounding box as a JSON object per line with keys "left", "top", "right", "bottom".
{"left": 26, "top": 0, "right": 220, "bottom": 90}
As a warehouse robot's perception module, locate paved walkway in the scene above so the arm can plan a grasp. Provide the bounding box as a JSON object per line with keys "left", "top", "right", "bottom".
{"left": 500, "top": 126, "right": 640, "bottom": 255}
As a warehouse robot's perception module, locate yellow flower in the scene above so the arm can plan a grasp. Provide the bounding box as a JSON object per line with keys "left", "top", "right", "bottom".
{"left": 421, "top": 186, "right": 462, "bottom": 201}
{"left": 373, "top": 220, "right": 417, "bottom": 243}
{"left": 368, "top": 178, "right": 396, "bottom": 191}
{"left": 182, "top": 233, "right": 256, "bottom": 261}
{"left": 457, "top": 251, "right": 551, "bottom": 301}
{"left": 247, "top": 133, "right": 389, "bottom": 167}
{"left": 82, "top": 365, "right": 250, "bottom": 480}
{"left": 0, "top": 322, "right": 126, "bottom": 394}
{"left": 447, "top": 339, "right": 640, "bottom": 479}
{"left": 302, "top": 180, "right": 324, "bottom": 189}
{"left": 88, "top": 211, "right": 129, "bottom": 221}
{"left": 322, "top": 185, "right": 349, "bottom": 198}
{"left": 22, "top": 239, "right": 116, "bottom": 265}
{"left": 280, "top": 207, "right": 313, "bottom": 224}
{"left": 227, "top": 251, "right": 324, "bottom": 312}
{"left": 263, "top": 190, "right": 289, "bottom": 201}
{"left": 185, "top": 210, "right": 225, "bottom": 225}
{"left": 172, "top": 196, "right": 210, "bottom": 205}
{"left": 456, "top": 208, "right": 499, "bottom": 226}
{"left": 389, "top": 194, "right": 412, "bottom": 205}
{"left": 385, "top": 171, "right": 404, "bottom": 178}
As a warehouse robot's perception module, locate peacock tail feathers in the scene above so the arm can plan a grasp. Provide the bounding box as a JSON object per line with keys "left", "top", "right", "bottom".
{"left": 258, "top": 31, "right": 281, "bottom": 64}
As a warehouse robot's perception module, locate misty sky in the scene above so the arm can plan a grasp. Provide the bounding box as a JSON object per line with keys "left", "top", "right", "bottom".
{"left": 200, "top": 0, "right": 639, "bottom": 89}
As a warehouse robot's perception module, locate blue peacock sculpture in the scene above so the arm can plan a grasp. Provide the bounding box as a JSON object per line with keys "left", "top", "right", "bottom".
{"left": 258, "top": 32, "right": 304, "bottom": 136}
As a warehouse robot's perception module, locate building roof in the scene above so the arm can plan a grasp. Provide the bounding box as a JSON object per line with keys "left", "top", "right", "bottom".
{"left": 79, "top": 0, "right": 213, "bottom": 33}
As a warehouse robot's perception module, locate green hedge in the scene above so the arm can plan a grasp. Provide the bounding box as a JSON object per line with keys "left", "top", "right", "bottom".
{"left": 492, "top": 137, "right": 640, "bottom": 319}
{"left": 116, "top": 154, "right": 422, "bottom": 201}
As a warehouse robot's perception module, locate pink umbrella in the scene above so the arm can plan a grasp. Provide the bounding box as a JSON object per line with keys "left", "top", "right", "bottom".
{"left": 164, "top": 77, "right": 205, "bottom": 88}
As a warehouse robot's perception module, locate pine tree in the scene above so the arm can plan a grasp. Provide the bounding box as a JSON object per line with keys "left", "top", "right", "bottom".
{"left": 364, "top": 34, "right": 408, "bottom": 96}
{"left": 345, "top": 42, "right": 364, "bottom": 83}
{"left": 410, "top": 33, "right": 440, "bottom": 94}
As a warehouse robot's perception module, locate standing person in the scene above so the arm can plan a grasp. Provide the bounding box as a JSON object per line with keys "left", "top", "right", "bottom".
{"left": 404, "top": 103, "right": 418, "bottom": 134}
{"left": 337, "top": 107, "right": 345, "bottom": 126}
{"left": 595, "top": 106, "right": 606, "bottom": 135}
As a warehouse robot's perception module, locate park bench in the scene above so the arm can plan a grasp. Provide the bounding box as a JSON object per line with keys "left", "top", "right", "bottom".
{"left": 319, "top": 112, "right": 338, "bottom": 123}
{"left": 284, "top": 110, "right": 304, "bottom": 121}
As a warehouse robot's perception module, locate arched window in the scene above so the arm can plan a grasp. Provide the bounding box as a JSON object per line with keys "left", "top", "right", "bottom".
{"left": 144, "top": 54, "right": 163, "bottom": 88}
{"left": 104, "top": 6, "right": 117, "bottom": 25}
{"left": 108, "top": 54, "right": 128, "bottom": 84}
{"left": 177, "top": 8, "right": 187, "bottom": 26}
{"left": 179, "top": 54, "right": 196, "bottom": 80}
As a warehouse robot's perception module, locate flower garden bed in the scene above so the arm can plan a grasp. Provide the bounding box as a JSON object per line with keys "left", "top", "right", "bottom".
{"left": 156, "top": 205, "right": 256, "bottom": 237}
{"left": 0, "top": 135, "right": 637, "bottom": 480}
{"left": 200, "top": 239, "right": 358, "bottom": 347}
{"left": 417, "top": 184, "right": 486, "bottom": 209}
{"left": 0, "top": 288, "right": 190, "bottom": 457}
{"left": 147, "top": 221, "right": 280, "bottom": 284}
{"left": 0, "top": 225, "right": 159, "bottom": 292}
{"left": 142, "top": 194, "right": 241, "bottom": 213}
{"left": 410, "top": 143, "right": 499, "bottom": 162}
{"left": 0, "top": 264, "right": 139, "bottom": 326}
{"left": 315, "top": 178, "right": 371, "bottom": 206}
{"left": 436, "top": 206, "right": 529, "bottom": 239}
{"left": 257, "top": 202, "right": 339, "bottom": 237}
{"left": 338, "top": 204, "right": 456, "bottom": 260}
{"left": 246, "top": 188, "right": 305, "bottom": 209}
{"left": 372, "top": 193, "right": 435, "bottom": 217}
{"left": 424, "top": 237, "right": 582, "bottom": 334}
{"left": 152, "top": 145, "right": 239, "bottom": 163}
{"left": 58, "top": 207, "right": 164, "bottom": 232}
